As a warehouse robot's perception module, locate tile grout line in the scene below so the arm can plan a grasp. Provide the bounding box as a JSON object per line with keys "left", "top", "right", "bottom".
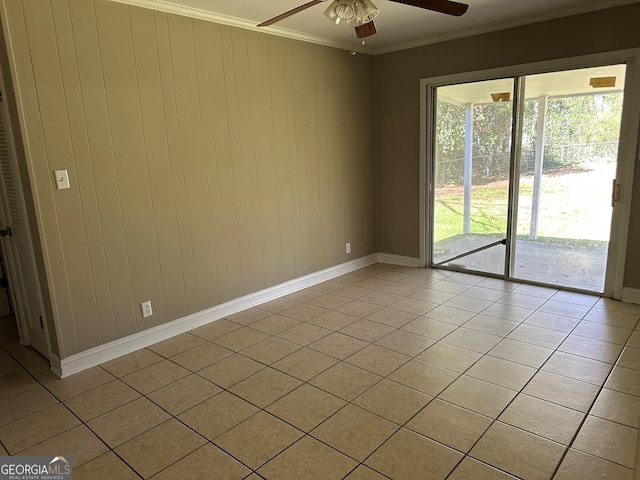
{"left": 450, "top": 297, "right": 589, "bottom": 478}
{"left": 549, "top": 311, "right": 640, "bottom": 477}
{"left": 1, "top": 265, "right": 639, "bottom": 478}
{"left": 0, "top": 349, "right": 145, "bottom": 478}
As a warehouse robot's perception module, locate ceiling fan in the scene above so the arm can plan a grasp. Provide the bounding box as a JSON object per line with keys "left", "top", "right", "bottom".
{"left": 257, "top": 0, "right": 469, "bottom": 39}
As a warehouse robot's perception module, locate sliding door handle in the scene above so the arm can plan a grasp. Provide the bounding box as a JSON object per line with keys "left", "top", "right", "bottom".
{"left": 612, "top": 179, "right": 621, "bottom": 207}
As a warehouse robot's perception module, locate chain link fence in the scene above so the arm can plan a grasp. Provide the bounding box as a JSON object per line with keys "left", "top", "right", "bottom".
{"left": 434, "top": 141, "right": 619, "bottom": 187}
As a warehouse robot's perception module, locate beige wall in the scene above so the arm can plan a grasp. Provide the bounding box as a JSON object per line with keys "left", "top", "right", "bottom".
{"left": 0, "top": 0, "right": 375, "bottom": 357}
{"left": 375, "top": 3, "right": 640, "bottom": 286}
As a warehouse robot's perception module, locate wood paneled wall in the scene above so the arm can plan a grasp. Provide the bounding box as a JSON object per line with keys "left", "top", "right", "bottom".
{"left": 1, "top": 0, "right": 375, "bottom": 357}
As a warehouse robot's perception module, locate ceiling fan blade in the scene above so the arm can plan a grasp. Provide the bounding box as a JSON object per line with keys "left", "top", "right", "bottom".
{"left": 258, "top": 0, "right": 324, "bottom": 27}
{"left": 389, "top": 0, "right": 469, "bottom": 16}
{"left": 355, "top": 20, "right": 377, "bottom": 39}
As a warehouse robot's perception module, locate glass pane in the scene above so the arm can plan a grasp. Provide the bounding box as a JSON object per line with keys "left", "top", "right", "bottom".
{"left": 432, "top": 79, "right": 514, "bottom": 275}
{"left": 513, "top": 64, "right": 626, "bottom": 292}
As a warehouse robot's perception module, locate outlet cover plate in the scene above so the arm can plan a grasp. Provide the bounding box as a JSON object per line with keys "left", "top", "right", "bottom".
{"left": 141, "top": 301, "right": 153, "bottom": 318}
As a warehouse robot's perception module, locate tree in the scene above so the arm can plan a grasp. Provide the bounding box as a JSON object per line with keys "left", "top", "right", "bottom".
{"left": 434, "top": 100, "right": 465, "bottom": 185}
{"left": 542, "top": 93, "right": 623, "bottom": 168}
{"left": 433, "top": 92, "right": 623, "bottom": 186}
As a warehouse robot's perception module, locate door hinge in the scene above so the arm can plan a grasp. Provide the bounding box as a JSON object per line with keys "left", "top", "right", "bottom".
{"left": 39, "top": 315, "right": 43, "bottom": 329}
{"left": 611, "top": 179, "right": 621, "bottom": 207}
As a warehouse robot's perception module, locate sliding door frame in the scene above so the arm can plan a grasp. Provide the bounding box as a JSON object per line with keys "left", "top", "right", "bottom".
{"left": 505, "top": 76, "right": 526, "bottom": 282}
{"left": 419, "top": 48, "right": 640, "bottom": 299}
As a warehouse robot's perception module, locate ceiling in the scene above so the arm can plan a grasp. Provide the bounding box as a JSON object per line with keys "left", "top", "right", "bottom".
{"left": 118, "top": 0, "right": 640, "bottom": 54}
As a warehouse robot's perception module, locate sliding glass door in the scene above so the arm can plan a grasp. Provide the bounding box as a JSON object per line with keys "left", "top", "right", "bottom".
{"left": 429, "top": 63, "right": 627, "bottom": 293}
{"left": 432, "top": 79, "right": 514, "bottom": 276}
{"left": 511, "top": 66, "right": 626, "bottom": 292}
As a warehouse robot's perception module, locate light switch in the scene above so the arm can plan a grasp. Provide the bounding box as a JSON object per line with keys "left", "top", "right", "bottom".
{"left": 54, "top": 170, "right": 70, "bottom": 190}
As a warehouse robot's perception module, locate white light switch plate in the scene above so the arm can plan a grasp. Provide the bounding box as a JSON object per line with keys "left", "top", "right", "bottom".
{"left": 54, "top": 170, "right": 70, "bottom": 190}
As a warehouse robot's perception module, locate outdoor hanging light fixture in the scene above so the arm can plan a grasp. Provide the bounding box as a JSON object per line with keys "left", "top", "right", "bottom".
{"left": 323, "top": 0, "right": 379, "bottom": 26}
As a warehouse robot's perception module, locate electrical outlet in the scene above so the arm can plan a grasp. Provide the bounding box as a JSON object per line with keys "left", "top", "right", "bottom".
{"left": 141, "top": 301, "right": 153, "bottom": 318}
{"left": 346, "top": 242, "right": 351, "bottom": 254}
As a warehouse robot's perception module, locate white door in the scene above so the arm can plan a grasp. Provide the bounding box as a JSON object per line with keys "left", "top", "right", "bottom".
{"left": 0, "top": 86, "right": 50, "bottom": 358}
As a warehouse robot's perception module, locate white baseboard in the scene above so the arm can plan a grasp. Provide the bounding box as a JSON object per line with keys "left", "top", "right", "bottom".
{"left": 621, "top": 287, "right": 640, "bottom": 305}
{"left": 59, "top": 253, "right": 378, "bottom": 377}
{"left": 62, "top": 252, "right": 640, "bottom": 377}
{"left": 49, "top": 352, "right": 62, "bottom": 378}
{"left": 377, "top": 253, "right": 421, "bottom": 267}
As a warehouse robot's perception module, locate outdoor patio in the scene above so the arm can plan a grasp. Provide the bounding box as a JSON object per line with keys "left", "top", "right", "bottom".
{"left": 434, "top": 233, "right": 608, "bottom": 293}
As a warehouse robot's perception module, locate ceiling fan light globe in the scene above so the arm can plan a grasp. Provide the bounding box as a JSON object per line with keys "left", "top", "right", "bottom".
{"left": 324, "top": 0, "right": 379, "bottom": 27}
{"left": 323, "top": 1, "right": 338, "bottom": 22}
{"left": 335, "top": 2, "right": 355, "bottom": 20}
{"left": 323, "top": 8, "right": 341, "bottom": 24}
{"left": 355, "top": 0, "right": 379, "bottom": 24}
{"left": 324, "top": 0, "right": 355, "bottom": 25}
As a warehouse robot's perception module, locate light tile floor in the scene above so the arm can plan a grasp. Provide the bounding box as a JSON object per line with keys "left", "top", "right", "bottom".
{"left": 1, "top": 264, "right": 640, "bottom": 479}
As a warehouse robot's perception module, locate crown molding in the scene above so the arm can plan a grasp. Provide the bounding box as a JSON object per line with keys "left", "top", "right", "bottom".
{"left": 107, "top": 0, "right": 375, "bottom": 54}
{"left": 109, "top": 0, "right": 638, "bottom": 56}
{"left": 374, "top": 0, "right": 640, "bottom": 55}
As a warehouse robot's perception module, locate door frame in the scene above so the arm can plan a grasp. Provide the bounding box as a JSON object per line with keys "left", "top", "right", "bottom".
{"left": 419, "top": 48, "right": 640, "bottom": 299}
{"left": 0, "top": 61, "right": 52, "bottom": 358}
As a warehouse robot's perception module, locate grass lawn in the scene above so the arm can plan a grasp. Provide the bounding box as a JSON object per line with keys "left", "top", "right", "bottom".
{"left": 433, "top": 163, "right": 615, "bottom": 244}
